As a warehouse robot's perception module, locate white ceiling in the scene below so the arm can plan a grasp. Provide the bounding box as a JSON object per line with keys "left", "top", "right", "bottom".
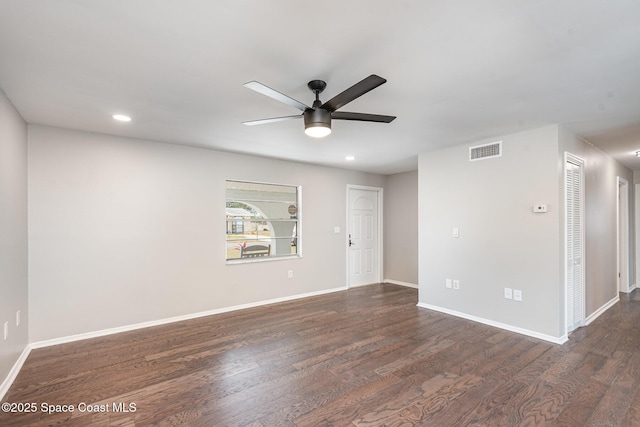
{"left": 1, "top": 1, "right": 640, "bottom": 175}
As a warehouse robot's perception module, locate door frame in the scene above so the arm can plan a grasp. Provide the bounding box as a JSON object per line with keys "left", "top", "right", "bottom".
{"left": 636, "top": 183, "right": 640, "bottom": 292}
{"left": 617, "top": 176, "right": 630, "bottom": 293}
{"left": 346, "top": 185, "right": 384, "bottom": 288}
{"left": 564, "top": 152, "right": 585, "bottom": 335}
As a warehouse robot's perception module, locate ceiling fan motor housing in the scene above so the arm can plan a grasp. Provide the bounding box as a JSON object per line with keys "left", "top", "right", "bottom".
{"left": 304, "top": 107, "right": 331, "bottom": 130}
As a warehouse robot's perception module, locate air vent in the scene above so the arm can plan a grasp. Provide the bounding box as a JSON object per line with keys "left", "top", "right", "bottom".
{"left": 469, "top": 141, "right": 502, "bottom": 161}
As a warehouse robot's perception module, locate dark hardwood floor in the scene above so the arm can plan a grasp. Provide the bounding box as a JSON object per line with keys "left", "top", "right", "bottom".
{"left": 2, "top": 283, "right": 640, "bottom": 426}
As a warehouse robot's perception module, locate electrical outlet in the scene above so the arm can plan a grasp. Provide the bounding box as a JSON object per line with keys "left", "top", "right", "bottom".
{"left": 446, "top": 279, "right": 452, "bottom": 289}
{"left": 287, "top": 270, "right": 293, "bottom": 279}
{"left": 504, "top": 288, "right": 513, "bottom": 299}
{"left": 334, "top": 226, "right": 340, "bottom": 234}
{"left": 514, "top": 290, "right": 523, "bottom": 301}
{"left": 3, "top": 322, "right": 8, "bottom": 341}
{"left": 453, "top": 280, "right": 460, "bottom": 290}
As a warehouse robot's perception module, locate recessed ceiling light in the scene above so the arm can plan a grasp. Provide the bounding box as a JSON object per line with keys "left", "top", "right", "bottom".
{"left": 112, "top": 114, "right": 132, "bottom": 122}
{"left": 345, "top": 156, "right": 355, "bottom": 161}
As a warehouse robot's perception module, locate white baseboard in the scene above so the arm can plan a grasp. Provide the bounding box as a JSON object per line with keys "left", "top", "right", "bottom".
{"left": 416, "top": 302, "right": 567, "bottom": 345}
{"left": 348, "top": 282, "right": 379, "bottom": 289}
{"left": 31, "top": 286, "right": 349, "bottom": 349}
{"left": 384, "top": 279, "right": 418, "bottom": 289}
{"left": 585, "top": 295, "right": 619, "bottom": 325}
{"left": 0, "top": 345, "right": 32, "bottom": 401}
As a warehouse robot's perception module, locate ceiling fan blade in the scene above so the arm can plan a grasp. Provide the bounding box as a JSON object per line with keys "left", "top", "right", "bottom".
{"left": 244, "top": 81, "right": 310, "bottom": 112}
{"left": 332, "top": 111, "right": 396, "bottom": 123}
{"left": 242, "top": 115, "right": 302, "bottom": 126}
{"left": 321, "top": 75, "right": 387, "bottom": 112}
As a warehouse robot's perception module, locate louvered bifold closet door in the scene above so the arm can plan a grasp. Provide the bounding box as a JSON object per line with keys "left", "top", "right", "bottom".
{"left": 566, "top": 160, "right": 585, "bottom": 333}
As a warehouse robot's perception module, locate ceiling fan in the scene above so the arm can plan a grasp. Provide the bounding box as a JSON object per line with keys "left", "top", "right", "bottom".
{"left": 242, "top": 74, "right": 396, "bottom": 138}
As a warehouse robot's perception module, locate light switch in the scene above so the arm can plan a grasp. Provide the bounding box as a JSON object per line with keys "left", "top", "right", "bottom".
{"left": 452, "top": 227, "right": 459, "bottom": 238}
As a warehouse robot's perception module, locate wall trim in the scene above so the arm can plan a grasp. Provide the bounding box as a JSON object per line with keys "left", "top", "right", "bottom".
{"left": 416, "top": 302, "right": 567, "bottom": 345}
{"left": 348, "top": 282, "right": 379, "bottom": 289}
{"left": 0, "top": 346, "right": 32, "bottom": 401}
{"left": 585, "top": 295, "right": 620, "bottom": 325}
{"left": 384, "top": 279, "right": 418, "bottom": 289}
{"left": 621, "top": 284, "right": 636, "bottom": 294}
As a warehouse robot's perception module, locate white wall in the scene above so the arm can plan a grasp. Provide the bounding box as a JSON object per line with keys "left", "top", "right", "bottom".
{"left": 384, "top": 170, "right": 418, "bottom": 285}
{"left": 0, "top": 90, "right": 29, "bottom": 380}
{"left": 418, "top": 124, "right": 634, "bottom": 341}
{"left": 28, "top": 125, "right": 386, "bottom": 342}
{"left": 419, "top": 126, "right": 563, "bottom": 339}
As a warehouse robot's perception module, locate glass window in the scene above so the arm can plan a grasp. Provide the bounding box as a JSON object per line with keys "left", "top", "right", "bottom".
{"left": 226, "top": 180, "right": 300, "bottom": 261}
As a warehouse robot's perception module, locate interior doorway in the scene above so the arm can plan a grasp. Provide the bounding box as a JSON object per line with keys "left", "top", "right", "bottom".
{"left": 636, "top": 183, "right": 640, "bottom": 292}
{"left": 617, "top": 177, "right": 630, "bottom": 293}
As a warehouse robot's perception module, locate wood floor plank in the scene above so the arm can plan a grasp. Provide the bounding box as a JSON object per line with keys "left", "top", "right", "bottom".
{"left": 554, "top": 378, "right": 608, "bottom": 426}
{"left": 613, "top": 348, "right": 640, "bottom": 389}
{"left": 592, "top": 350, "right": 632, "bottom": 390}
{"left": 585, "top": 384, "right": 636, "bottom": 426}
{"left": 621, "top": 386, "right": 640, "bottom": 426}
{"left": 1, "top": 284, "right": 639, "bottom": 426}
{"left": 352, "top": 371, "right": 462, "bottom": 426}
{"left": 291, "top": 373, "right": 403, "bottom": 426}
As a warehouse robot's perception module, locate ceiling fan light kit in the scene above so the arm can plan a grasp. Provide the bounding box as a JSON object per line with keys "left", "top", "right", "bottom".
{"left": 304, "top": 107, "right": 331, "bottom": 137}
{"left": 243, "top": 75, "right": 396, "bottom": 138}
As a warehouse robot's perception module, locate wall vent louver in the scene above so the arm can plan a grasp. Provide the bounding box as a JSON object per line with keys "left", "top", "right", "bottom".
{"left": 469, "top": 141, "right": 502, "bottom": 161}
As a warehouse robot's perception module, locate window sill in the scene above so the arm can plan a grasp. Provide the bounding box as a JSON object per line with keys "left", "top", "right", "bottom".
{"left": 226, "top": 254, "right": 301, "bottom": 265}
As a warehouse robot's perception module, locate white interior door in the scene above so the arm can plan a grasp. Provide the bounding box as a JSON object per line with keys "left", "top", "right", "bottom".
{"left": 347, "top": 187, "right": 380, "bottom": 287}
{"left": 566, "top": 154, "right": 585, "bottom": 334}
